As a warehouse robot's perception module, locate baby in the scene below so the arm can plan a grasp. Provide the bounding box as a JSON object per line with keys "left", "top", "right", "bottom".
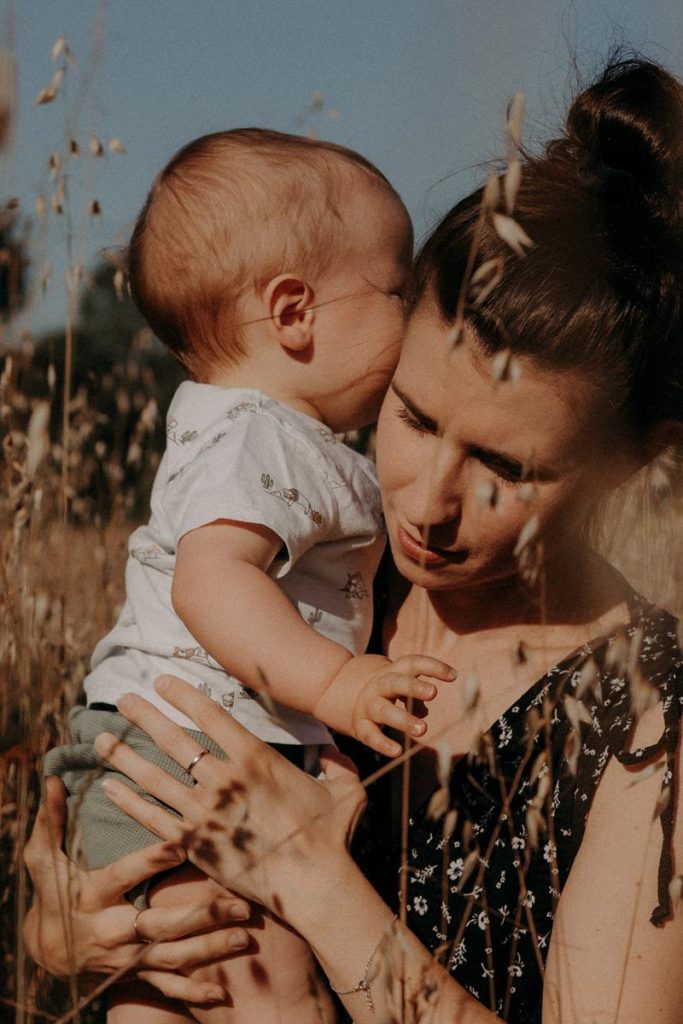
{"left": 46, "top": 129, "right": 453, "bottom": 1023}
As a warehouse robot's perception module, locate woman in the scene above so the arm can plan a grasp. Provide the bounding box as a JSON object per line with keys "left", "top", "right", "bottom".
{"left": 25, "top": 57, "right": 683, "bottom": 1021}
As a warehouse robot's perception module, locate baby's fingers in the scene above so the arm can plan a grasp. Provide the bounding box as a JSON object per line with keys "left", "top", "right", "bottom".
{"left": 378, "top": 673, "right": 438, "bottom": 702}
{"left": 355, "top": 719, "right": 402, "bottom": 758}
{"left": 370, "top": 696, "right": 427, "bottom": 739}
{"left": 391, "top": 655, "right": 456, "bottom": 681}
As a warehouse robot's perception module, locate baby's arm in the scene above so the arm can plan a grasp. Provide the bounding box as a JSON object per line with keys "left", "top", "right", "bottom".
{"left": 173, "top": 521, "right": 453, "bottom": 756}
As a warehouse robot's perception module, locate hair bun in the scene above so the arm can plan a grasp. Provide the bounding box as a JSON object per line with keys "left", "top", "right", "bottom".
{"left": 566, "top": 59, "right": 683, "bottom": 235}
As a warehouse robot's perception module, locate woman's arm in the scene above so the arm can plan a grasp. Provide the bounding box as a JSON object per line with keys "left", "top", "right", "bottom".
{"left": 95, "top": 676, "right": 498, "bottom": 1023}
{"left": 544, "top": 703, "right": 683, "bottom": 1024}
{"left": 23, "top": 777, "right": 251, "bottom": 1006}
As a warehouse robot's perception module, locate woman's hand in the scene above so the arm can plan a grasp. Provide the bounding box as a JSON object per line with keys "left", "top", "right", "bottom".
{"left": 23, "top": 776, "right": 251, "bottom": 1005}
{"left": 94, "top": 675, "right": 367, "bottom": 917}
{"left": 95, "top": 677, "right": 498, "bottom": 1023}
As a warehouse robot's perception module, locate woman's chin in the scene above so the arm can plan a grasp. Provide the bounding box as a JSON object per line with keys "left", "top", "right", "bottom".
{"left": 390, "top": 540, "right": 519, "bottom": 593}
{"left": 391, "top": 544, "right": 472, "bottom": 589}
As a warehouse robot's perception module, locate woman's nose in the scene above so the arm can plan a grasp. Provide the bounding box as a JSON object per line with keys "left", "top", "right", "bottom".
{"left": 405, "top": 452, "right": 464, "bottom": 529}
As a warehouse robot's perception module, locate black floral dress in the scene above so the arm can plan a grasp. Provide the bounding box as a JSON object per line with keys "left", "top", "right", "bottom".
{"left": 350, "top": 597, "right": 683, "bottom": 1023}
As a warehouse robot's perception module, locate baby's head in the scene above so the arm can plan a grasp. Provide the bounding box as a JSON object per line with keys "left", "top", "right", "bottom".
{"left": 129, "top": 129, "right": 413, "bottom": 430}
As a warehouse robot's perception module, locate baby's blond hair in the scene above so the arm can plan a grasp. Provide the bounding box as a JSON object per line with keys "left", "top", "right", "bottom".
{"left": 128, "top": 128, "right": 402, "bottom": 378}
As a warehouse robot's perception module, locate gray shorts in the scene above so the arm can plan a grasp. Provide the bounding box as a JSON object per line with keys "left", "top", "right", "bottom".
{"left": 44, "top": 705, "right": 320, "bottom": 908}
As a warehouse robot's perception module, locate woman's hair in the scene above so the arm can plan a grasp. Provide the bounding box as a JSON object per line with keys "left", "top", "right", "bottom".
{"left": 411, "top": 57, "right": 683, "bottom": 436}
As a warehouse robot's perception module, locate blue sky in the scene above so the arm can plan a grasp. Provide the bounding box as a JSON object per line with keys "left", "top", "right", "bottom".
{"left": 6, "top": 0, "right": 683, "bottom": 335}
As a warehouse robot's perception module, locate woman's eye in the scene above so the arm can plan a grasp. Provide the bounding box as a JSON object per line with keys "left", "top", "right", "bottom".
{"left": 495, "top": 470, "right": 524, "bottom": 488}
{"left": 395, "top": 405, "right": 431, "bottom": 436}
{"left": 470, "top": 444, "right": 524, "bottom": 486}
{"left": 488, "top": 462, "right": 524, "bottom": 487}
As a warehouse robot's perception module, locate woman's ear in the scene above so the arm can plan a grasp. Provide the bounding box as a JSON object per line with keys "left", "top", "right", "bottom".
{"left": 264, "top": 275, "right": 315, "bottom": 353}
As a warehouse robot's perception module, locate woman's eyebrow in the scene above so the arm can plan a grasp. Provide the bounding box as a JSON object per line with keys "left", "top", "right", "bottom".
{"left": 390, "top": 382, "right": 438, "bottom": 431}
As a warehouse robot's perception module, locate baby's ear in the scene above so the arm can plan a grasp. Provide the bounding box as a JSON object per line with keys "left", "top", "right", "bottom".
{"left": 265, "top": 274, "right": 315, "bottom": 353}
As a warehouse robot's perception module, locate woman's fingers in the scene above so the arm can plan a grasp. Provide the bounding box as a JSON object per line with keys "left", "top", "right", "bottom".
{"left": 99, "top": 774, "right": 185, "bottom": 843}
{"left": 95, "top": 731, "right": 193, "bottom": 813}
{"left": 318, "top": 745, "right": 361, "bottom": 783}
{"left": 115, "top": 692, "right": 219, "bottom": 783}
{"left": 153, "top": 675, "right": 258, "bottom": 757}
{"left": 141, "top": 926, "right": 249, "bottom": 971}
{"left": 23, "top": 776, "right": 67, "bottom": 874}
{"left": 139, "top": 897, "right": 250, "bottom": 942}
{"left": 93, "top": 841, "right": 187, "bottom": 904}
{"left": 136, "top": 970, "right": 227, "bottom": 1005}
{"left": 318, "top": 746, "right": 367, "bottom": 841}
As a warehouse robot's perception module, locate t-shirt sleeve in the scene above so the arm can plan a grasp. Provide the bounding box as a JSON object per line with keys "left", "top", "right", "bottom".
{"left": 163, "top": 412, "right": 338, "bottom": 570}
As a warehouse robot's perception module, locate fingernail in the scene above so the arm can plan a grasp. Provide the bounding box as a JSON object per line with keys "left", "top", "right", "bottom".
{"left": 100, "top": 777, "right": 118, "bottom": 795}
{"left": 228, "top": 902, "right": 250, "bottom": 921}
{"left": 117, "top": 693, "right": 134, "bottom": 712}
{"left": 424, "top": 684, "right": 436, "bottom": 698}
{"left": 95, "top": 733, "right": 116, "bottom": 757}
{"left": 156, "top": 676, "right": 171, "bottom": 694}
{"left": 205, "top": 987, "right": 226, "bottom": 1002}
{"left": 412, "top": 721, "right": 426, "bottom": 736}
{"left": 448, "top": 666, "right": 458, "bottom": 680}
{"left": 228, "top": 930, "right": 249, "bottom": 950}
{"left": 163, "top": 844, "right": 186, "bottom": 864}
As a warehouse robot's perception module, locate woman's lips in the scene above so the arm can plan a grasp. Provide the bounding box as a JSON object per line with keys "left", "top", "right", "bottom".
{"left": 397, "top": 525, "right": 467, "bottom": 566}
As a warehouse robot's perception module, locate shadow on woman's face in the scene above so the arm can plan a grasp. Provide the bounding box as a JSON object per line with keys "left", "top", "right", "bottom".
{"left": 375, "top": 303, "right": 631, "bottom": 598}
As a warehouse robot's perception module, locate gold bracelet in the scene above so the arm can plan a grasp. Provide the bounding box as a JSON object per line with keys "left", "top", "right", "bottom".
{"left": 330, "top": 915, "right": 398, "bottom": 1014}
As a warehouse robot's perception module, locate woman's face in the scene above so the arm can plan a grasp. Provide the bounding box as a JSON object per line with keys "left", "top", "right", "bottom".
{"left": 376, "top": 302, "right": 629, "bottom": 594}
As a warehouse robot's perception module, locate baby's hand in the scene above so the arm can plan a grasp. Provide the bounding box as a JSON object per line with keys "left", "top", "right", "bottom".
{"left": 352, "top": 655, "right": 456, "bottom": 757}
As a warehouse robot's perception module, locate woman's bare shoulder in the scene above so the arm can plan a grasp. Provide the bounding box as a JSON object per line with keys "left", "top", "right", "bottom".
{"left": 544, "top": 635, "right": 683, "bottom": 1024}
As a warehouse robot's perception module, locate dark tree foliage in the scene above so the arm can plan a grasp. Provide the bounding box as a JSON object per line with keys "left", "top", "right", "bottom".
{"left": 25, "top": 259, "right": 185, "bottom": 520}
{"left": 0, "top": 201, "right": 28, "bottom": 317}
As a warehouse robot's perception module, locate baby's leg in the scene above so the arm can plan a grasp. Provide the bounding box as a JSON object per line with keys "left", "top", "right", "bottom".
{"left": 148, "top": 863, "right": 336, "bottom": 1024}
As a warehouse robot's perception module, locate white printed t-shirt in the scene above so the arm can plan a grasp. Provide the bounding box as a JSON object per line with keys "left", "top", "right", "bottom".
{"left": 86, "top": 382, "right": 386, "bottom": 742}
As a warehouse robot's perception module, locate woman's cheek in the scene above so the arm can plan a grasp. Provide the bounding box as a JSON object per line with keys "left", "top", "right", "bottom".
{"left": 496, "top": 481, "right": 576, "bottom": 556}
{"left": 484, "top": 503, "right": 527, "bottom": 556}
{"left": 468, "top": 488, "right": 539, "bottom": 561}
{"left": 376, "top": 414, "right": 412, "bottom": 501}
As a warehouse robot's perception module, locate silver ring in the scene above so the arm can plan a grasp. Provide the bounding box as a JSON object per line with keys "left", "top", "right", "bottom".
{"left": 184, "top": 748, "right": 210, "bottom": 776}
{"left": 133, "top": 909, "right": 153, "bottom": 944}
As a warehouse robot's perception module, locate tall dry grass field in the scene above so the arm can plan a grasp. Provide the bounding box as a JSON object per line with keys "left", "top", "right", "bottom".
{"left": 0, "top": 27, "right": 179, "bottom": 1018}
